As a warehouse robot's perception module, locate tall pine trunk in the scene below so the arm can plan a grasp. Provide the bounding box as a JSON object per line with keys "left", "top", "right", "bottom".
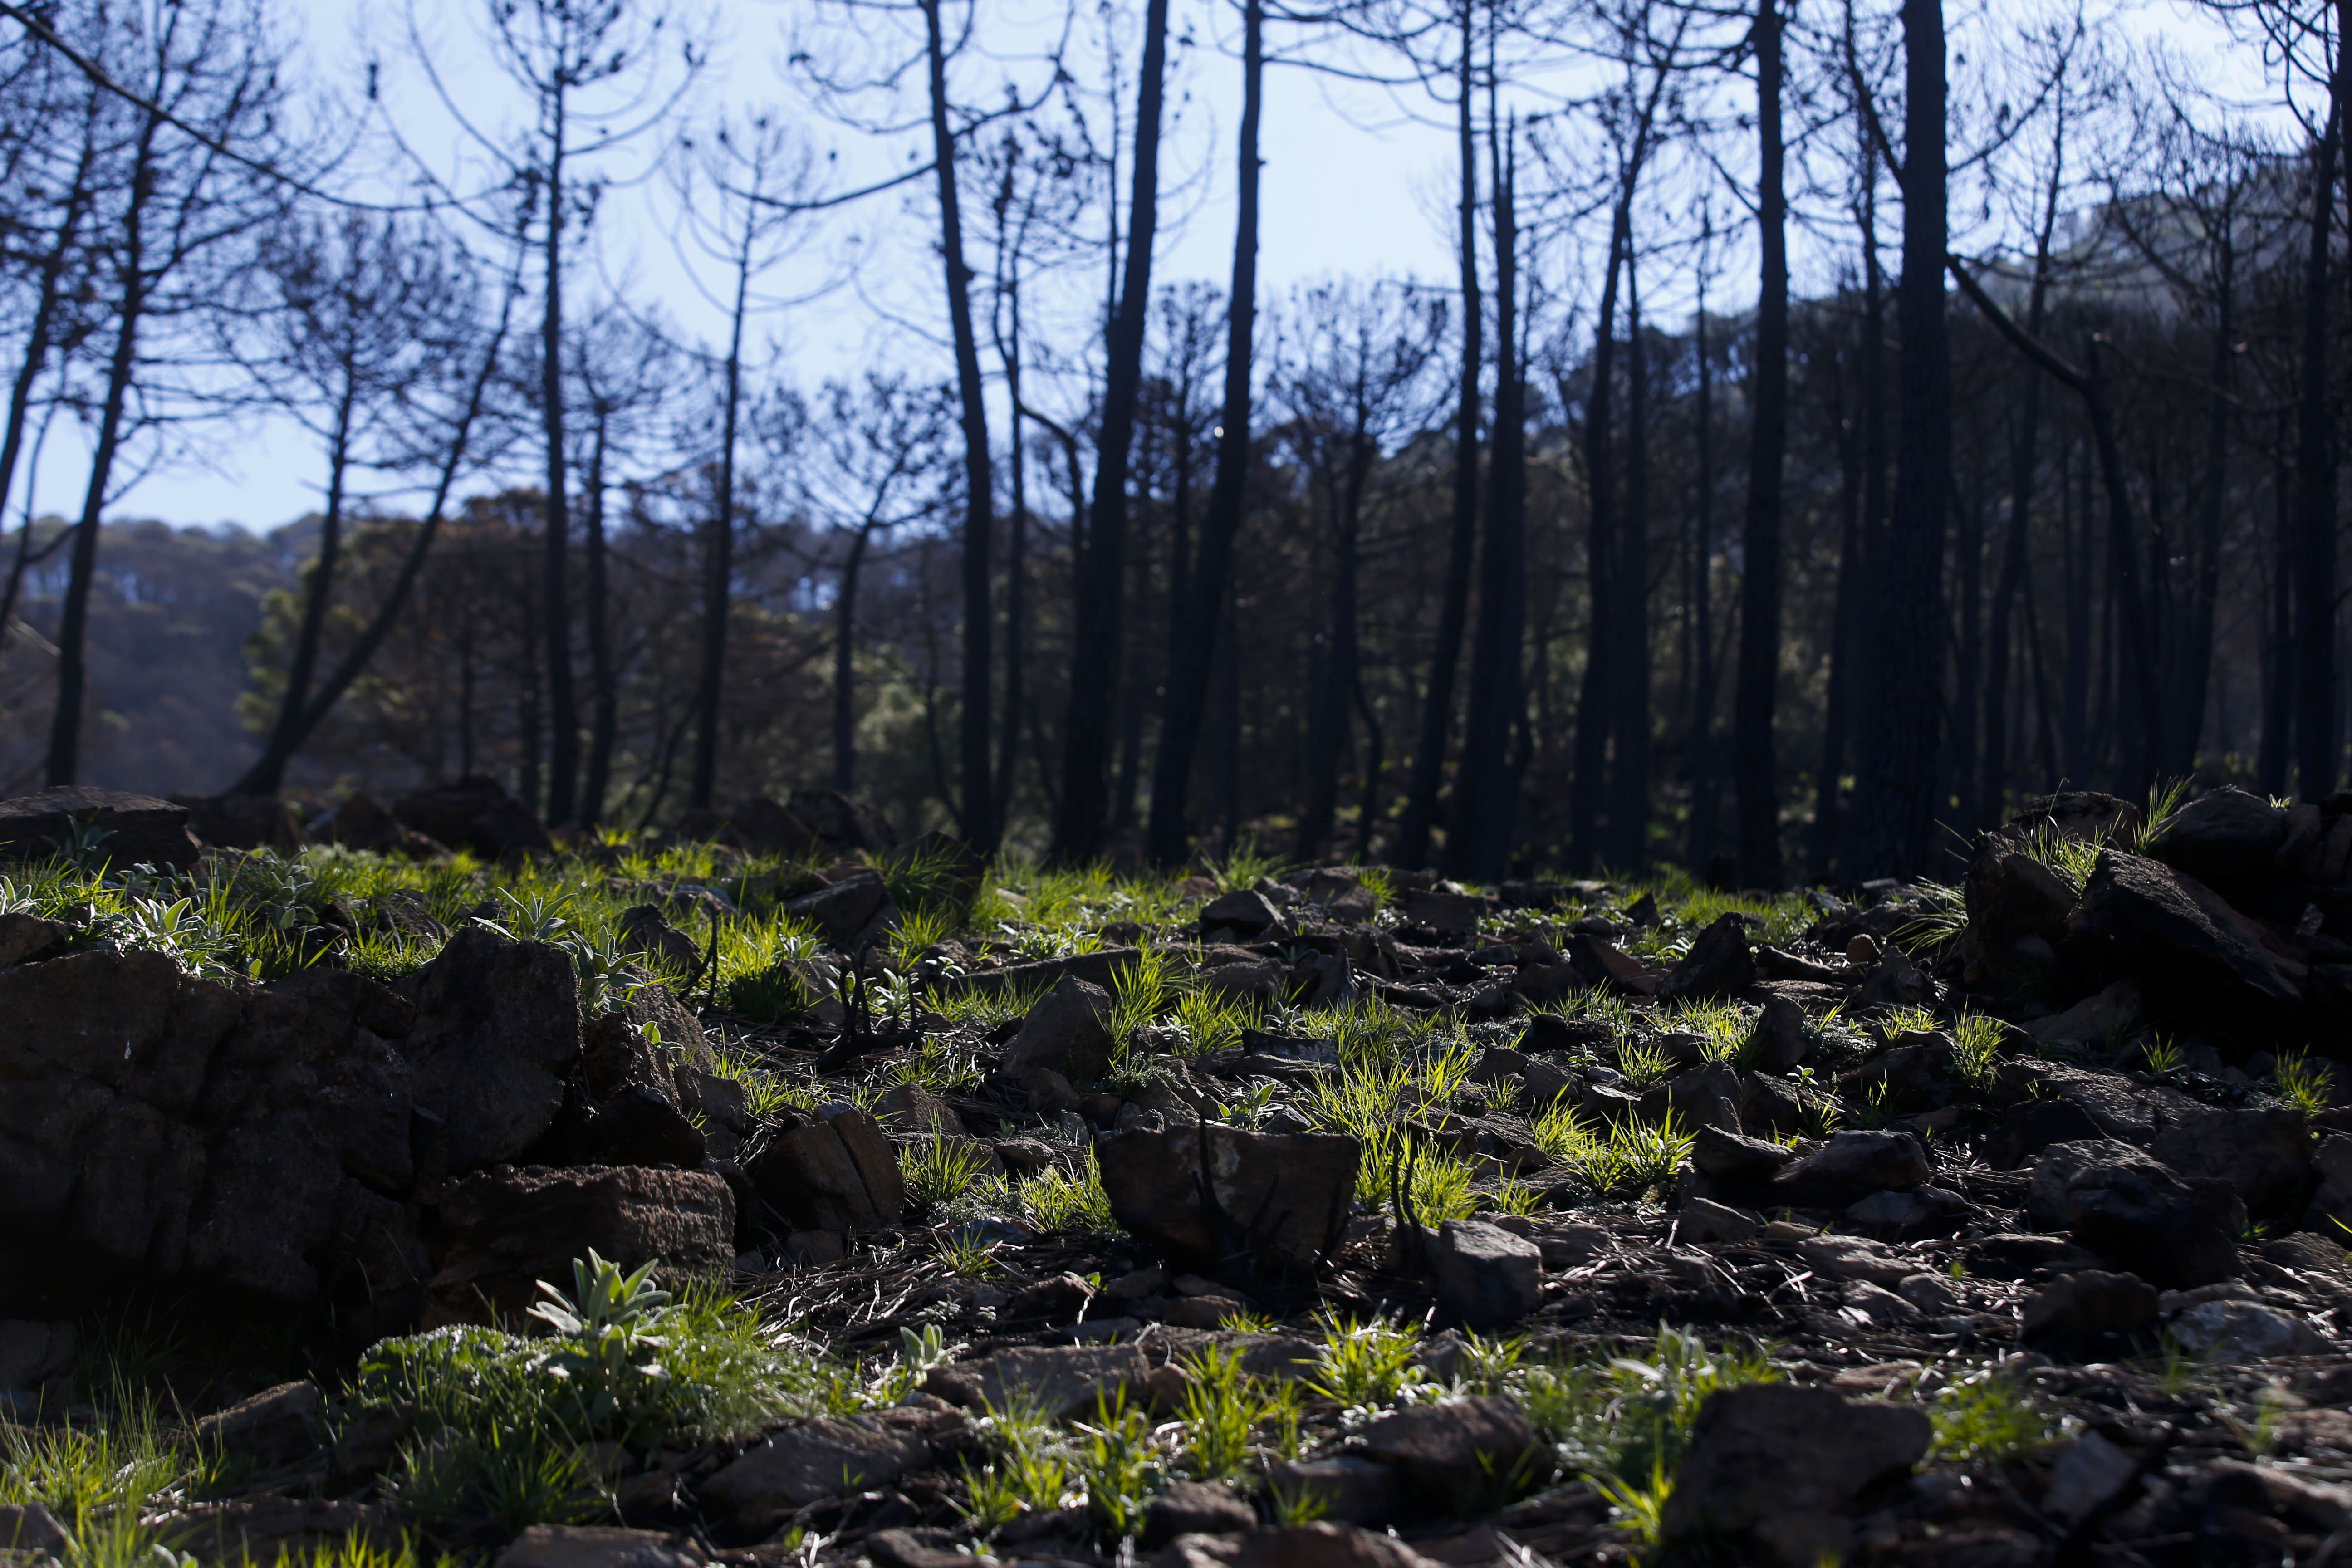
{"left": 541, "top": 108, "right": 578, "bottom": 825}
{"left": 581, "top": 414, "right": 615, "bottom": 827}
{"left": 2295, "top": 98, "right": 2340, "bottom": 796}
{"left": 1570, "top": 218, "right": 1626, "bottom": 873}
{"left": 48, "top": 102, "right": 162, "bottom": 788}
{"left": 1057, "top": 0, "right": 1170, "bottom": 861}
{"left": 1734, "top": 0, "right": 1786, "bottom": 886}
{"left": 1449, "top": 113, "right": 1524, "bottom": 880}
{"left": 1607, "top": 251, "right": 1651, "bottom": 868}
{"left": 1398, "top": 7, "right": 1482, "bottom": 870}
{"left": 924, "top": 0, "right": 995, "bottom": 847}
{"left": 1848, "top": 0, "right": 1949, "bottom": 877}
{"left": 1147, "top": 0, "right": 1260, "bottom": 866}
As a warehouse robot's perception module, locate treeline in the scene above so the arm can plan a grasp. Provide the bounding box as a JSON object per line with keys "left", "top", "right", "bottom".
{"left": 0, "top": 0, "right": 2342, "bottom": 883}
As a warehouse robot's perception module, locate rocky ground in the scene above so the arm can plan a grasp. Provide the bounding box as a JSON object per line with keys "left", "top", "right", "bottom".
{"left": 7, "top": 779, "right": 2352, "bottom": 1567}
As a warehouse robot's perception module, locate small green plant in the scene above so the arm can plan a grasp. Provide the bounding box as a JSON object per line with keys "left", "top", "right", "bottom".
{"left": 936, "top": 1230, "right": 1002, "bottom": 1278}
{"left": 1308, "top": 1313, "right": 1423, "bottom": 1409}
{"left": 1616, "top": 1042, "right": 1673, "bottom": 1088}
{"left": 1020, "top": 1154, "right": 1117, "bottom": 1235}
{"left": 1073, "top": 1390, "right": 1160, "bottom": 1541}
{"left": 1212, "top": 1079, "right": 1281, "bottom": 1127}
{"left": 2141, "top": 1034, "right": 2186, "bottom": 1075}
{"left": 2276, "top": 1050, "right": 2336, "bottom": 1115}
{"left": 1592, "top": 1455, "right": 1673, "bottom": 1548}
{"left": 1951, "top": 1013, "right": 2008, "bottom": 1087}
{"left": 900, "top": 1139, "right": 996, "bottom": 1221}
{"left": 1178, "top": 1345, "right": 1264, "bottom": 1479}
{"left": 1892, "top": 881, "right": 1967, "bottom": 958}
{"left": 1108, "top": 947, "right": 1172, "bottom": 1042}
{"left": 1929, "top": 1373, "right": 2056, "bottom": 1465}
{"left": 2017, "top": 821, "right": 2101, "bottom": 897}
{"left": 388, "top": 1423, "right": 597, "bottom": 1539}
{"left": 892, "top": 1036, "right": 983, "bottom": 1095}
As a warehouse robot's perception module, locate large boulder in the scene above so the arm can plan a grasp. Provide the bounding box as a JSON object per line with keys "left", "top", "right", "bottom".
{"left": 1096, "top": 1122, "right": 1358, "bottom": 1274}
{"left": 397, "top": 926, "right": 580, "bottom": 1173}
{"left": 783, "top": 871, "right": 892, "bottom": 949}
{"left": 744, "top": 1102, "right": 905, "bottom": 1232}
{"left": 422, "top": 1165, "right": 735, "bottom": 1328}
{"left": 2065, "top": 849, "right": 2302, "bottom": 1019}
{"left": 0, "top": 786, "right": 201, "bottom": 870}
{"left": 0, "top": 953, "right": 426, "bottom": 1327}
{"left": 1358, "top": 1396, "right": 1547, "bottom": 1511}
{"left": 1657, "top": 915, "right": 1756, "bottom": 1001}
{"left": 392, "top": 776, "right": 553, "bottom": 859}
{"left": 2026, "top": 1139, "right": 2244, "bottom": 1288}
{"left": 1767, "top": 1131, "right": 1930, "bottom": 1209}
{"left": 172, "top": 793, "right": 306, "bottom": 854}
{"left": 310, "top": 792, "right": 438, "bottom": 857}
{"left": 2151, "top": 1105, "right": 2311, "bottom": 1216}
{"left": 1431, "top": 1220, "right": 1543, "bottom": 1329}
{"left": 786, "top": 788, "right": 895, "bottom": 853}
{"left": 697, "top": 1406, "right": 954, "bottom": 1535}
{"left": 1961, "top": 828, "right": 2078, "bottom": 990}
{"left": 2147, "top": 786, "right": 2287, "bottom": 895}
{"left": 1661, "top": 1385, "right": 1930, "bottom": 1566}
{"left": 1000, "top": 975, "right": 1116, "bottom": 1083}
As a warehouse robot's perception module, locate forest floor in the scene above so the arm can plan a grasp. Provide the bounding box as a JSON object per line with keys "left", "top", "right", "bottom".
{"left": 4, "top": 789, "right": 2351, "bottom": 1568}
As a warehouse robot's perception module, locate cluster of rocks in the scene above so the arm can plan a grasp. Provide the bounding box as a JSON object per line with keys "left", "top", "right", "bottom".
{"left": 15, "top": 782, "right": 2352, "bottom": 1566}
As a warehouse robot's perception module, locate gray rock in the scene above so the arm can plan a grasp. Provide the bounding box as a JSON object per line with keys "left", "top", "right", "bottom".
{"left": 0, "top": 950, "right": 426, "bottom": 1327}
{"left": 875, "top": 1082, "right": 964, "bottom": 1138}
{"left": 0, "top": 911, "right": 68, "bottom": 968}
{"left": 1142, "top": 1480, "right": 1257, "bottom": 1549}
{"left": 2041, "top": 1431, "right": 2141, "bottom": 1527}
{"left": 0, "top": 1319, "right": 74, "bottom": 1392}
{"left": 1398, "top": 888, "right": 1484, "bottom": 934}
{"left": 1744, "top": 995, "right": 1809, "bottom": 1073}
{"left": 2019, "top": 1269, "right": 2160, "bottom": 1342}
{"left": 746, "top": 1102, "right": 906, "bottom": 1231}
{"left": 2169, "top": 1297, "right": 2329, "bottom": 1361}
{"left": 1000, "top": 975, "right": 1116, "bottom": 1082}
{"left": 1153, "top": 1520, "right": 1446, "bottom": 1568}
{"left": 616, "top": 906, "right": 701, "bottom": 974}
{"left": 1657, "top": 915, "right": 1755, "bottom": 1001}
{"left": 2066, "top": 849, "right": 2301, "bottom": 1019}
{"left": 1432, "top": 1220, "right": 1543, "bottom": 1328}
{"left": 1676, "top": 1196, "right": 1761, "bottom": 1244}
{"left": 1769, "top": 1130, "right": 1930, "bottom": 1207}
{"left": 1896, "top": 1272, "right": 1964, "bottom": 1314}
{"left": 2026, "top": 1139, "right": 2244, "bottom": 1287}
{"left": 2152, "top": 1105, "right": 2311, "bottom": 1215}
{"left": 1660, "top": 1385, "right": 1930, "bottom": 1564}
{"left": 195, "top": 1381, "right": 323, "bottom": 1470}
{"left": 697, "top": 1406, "right": 955, "bottom": 1532}
{"left": 495, "top": 1525, "right": 704, "bottom": 1568}
{"left": 400, "top": 926, "right": 580, "bottom": 1172}
{"left": 783, "top": 872, "right": 893, "bottom": 948}
{"left": 1796, "top": 1234, "right": 1915, "bottom": 1287}
{"left": 423, "top": 1165, "right": 735, "bottom": 1328}
{"left": 1201, "top": 889, "right": 1283, "bottom": 936}
{"left": 1358, "top": 1395, "right": 1546, "bottom": 1508}
{"left": 923, "top": 1343, "right": 1151, "bottom": 1421}
{"left": 0, "top": 786, "right": 201, "bottom": 870}
{"left": 1692, "top": 1124, "right": 1794, "bottom": 1184}
{"left": 1648, "top": 1060, "right": 1743, "bottom": 1134}
{"left": 2147, "top": 785, "right": 2287, "bottom": 892}
{"left": 1096, "top": 1122, "right": 1358, "bottom": 1274}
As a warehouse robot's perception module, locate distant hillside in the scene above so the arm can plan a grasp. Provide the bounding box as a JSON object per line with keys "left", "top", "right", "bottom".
{"left": 0, "top": 519, "right": 298, "bottom": 798}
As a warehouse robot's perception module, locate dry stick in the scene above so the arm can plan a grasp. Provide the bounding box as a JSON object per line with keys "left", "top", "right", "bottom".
{"left": 227, "top": 225, "right": 530, "bottom": 796}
